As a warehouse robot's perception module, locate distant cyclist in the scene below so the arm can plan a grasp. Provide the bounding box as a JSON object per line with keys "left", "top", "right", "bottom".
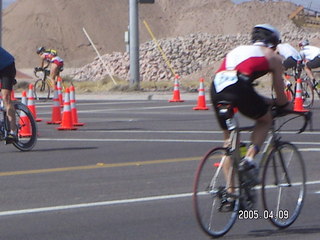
{"left": 299, "top": 39, "right": 320, "bottom": 87}
{"left": 276, "top": 42, "right": 303, "bottom": 85}
{"left": 35, "top": 47, "right": 64, "bottom": 84}
{"left": 0, "top": 47, "right": 17, "bottom": 142}
{"left": 211, "top": 24, "right": 292, "bottom": 189}
{"left": 277, "top": 43, "right": 302, "bottom": 72}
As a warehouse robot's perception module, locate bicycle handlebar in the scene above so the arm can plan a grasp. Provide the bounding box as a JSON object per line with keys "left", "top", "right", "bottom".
{"left": 34, "top": 67, "right": 50, "bottom": 78}
{"left": 272, "top": 106, "right": 312, "bottom": 134}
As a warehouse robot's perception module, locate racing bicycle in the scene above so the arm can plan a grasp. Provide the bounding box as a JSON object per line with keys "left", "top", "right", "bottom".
{"left": 34, "top": 66, "right": 67, "bottom": 101}
{"left": 272, "top": 66, "right": 314, "bottom": 108}
{"left": 193, "top": 101, "right": 311, "bottom": 238}
{"left": 34, "top": 67, "right": 54, "bottom": 100}
{"left": 0, "top": 98, "right": 37, "bottom": 151}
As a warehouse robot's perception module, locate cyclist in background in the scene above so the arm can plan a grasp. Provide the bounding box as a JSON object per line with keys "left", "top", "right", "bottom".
{"left": 299, "top": 40, "right": 320, "bottom": 87}
{"left": 277, "top": 42, "right": 302, "bottom": 72}
{"left": 211, "top": 24, "right": 292, "bottom": 188}
{"left": 276, "top": 42, "right": 303, "bottom": 86}
{"left": 35, "top": 47, "right": 64, "bottom": 85}
{"left": 0, "top": 47, "right": 17, "bottom": 142}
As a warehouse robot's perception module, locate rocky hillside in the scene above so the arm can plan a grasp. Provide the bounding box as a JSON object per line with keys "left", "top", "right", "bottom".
{"left": 71, "top": 26, "right": 320, "bottom": 82}
{"left": 3, "top": 0, "right": 301, "bottom": 67}
{"left": 3, "top": 0, "right": 319, "bottom": 82}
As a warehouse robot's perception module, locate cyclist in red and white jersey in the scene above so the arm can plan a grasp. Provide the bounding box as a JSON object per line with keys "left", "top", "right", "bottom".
{"left": 299, "top": 40, "right": 320, "bottom": 87}
{"left": 211, "top": 24, "right": 292, "bottom": 187}
{"left": 35, "top": 47, "right": 64, "bottom": 84}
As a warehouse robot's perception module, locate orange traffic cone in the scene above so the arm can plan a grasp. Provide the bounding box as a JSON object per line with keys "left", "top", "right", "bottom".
{"left": 169, "top": 74, "right": 184, "bottom": 102}
{"left": 57, "top": 88, "right": 77, "bottom": 130}
{"left": 294, "top": 78, "right": 309, "bottom": 112}
{"left": 70, "top": 85, "right": 84, "bottom": 126}
{"left": 19, "top": 91, "right": 32, "bottom": 137}
{"left": 193, "top": 78, "right": 209, "bottom": 110}
{"left": 11, "top": 90, "right": 17, "bottom": 100}
{"left": 285, "top": 89, "right": 293, "bottom": 102}
{"left": 47, "top": 86, "right": 62, "bottom": 124}
{"left": 27, "top": 83, "right": 42, "bottom": 122}
{"left": 57, "top": 76, "right": 63, "bottom": 107}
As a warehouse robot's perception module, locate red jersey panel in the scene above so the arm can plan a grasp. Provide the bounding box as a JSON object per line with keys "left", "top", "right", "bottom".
{"left": 216, "top": 45, "right": 270, "bottom": 81}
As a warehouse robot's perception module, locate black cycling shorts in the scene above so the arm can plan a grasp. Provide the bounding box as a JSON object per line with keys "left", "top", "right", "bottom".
{"left": 306, "top": 56, "right": 320, "bottom": 69}
{"left": 210, "top": 78, "right": 269, "bottom": 130}
{"left": 0, "top": 62, "right": 16, "bottom": 90}
{"left": 283, "top": 57, "right": 297, "bottom": 70}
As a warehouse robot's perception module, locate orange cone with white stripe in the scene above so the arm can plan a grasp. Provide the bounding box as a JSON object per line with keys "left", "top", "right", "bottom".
{"left": 27, "top": 83, "right": 42, "bottom": 122}
{"left": 294, "top": 78, "right": 309, "bottom": 112}
{"left": 169, "top": 74, "right": 184, "bottom": 102}
{"left": 11, "top": 90, "right": 17, "bottom": 100}
{"left": 193, "top": 78, "right": 209, "bottom": 110}
{"left": 57, "top": 76, "right": 63, "bottom": 107}
{"left": 47, "top": 86, "right": 62, "bottom": 124}
{"left": 70, "top": 85, "right": 84, "bottom": 126}
{"left": 57, "top": 88, "right": 77, "bottom": 130}
{"left": 19, "top": 91, "right": 32, "bottom": 137}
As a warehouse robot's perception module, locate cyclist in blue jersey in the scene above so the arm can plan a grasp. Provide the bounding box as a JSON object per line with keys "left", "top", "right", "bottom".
{"left": 0, "top": 47, "right": 17, "bottom": 142}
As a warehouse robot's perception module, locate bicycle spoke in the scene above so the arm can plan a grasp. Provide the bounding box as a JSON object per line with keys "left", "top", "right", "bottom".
{"left": 193, "top": 148, "right": 239, "bottom": 237}
{"left": 262, "top": 142, "right": 305, "bottom": 228}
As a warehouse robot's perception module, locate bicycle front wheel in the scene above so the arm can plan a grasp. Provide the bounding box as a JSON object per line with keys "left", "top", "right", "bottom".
{"left": 261, "top": 142, "right": 306, "bottom": 228}
{"left": 193, "top": 147, "right": 240, "bottom": 238}
{"left": 300, "top": 78, "right": 314, "bottom": 108}
{"left": 12, "top": 102, "right": 37, "bottom": 151}
{"left": 34, "top": 79, "right": 51, "bottom": 100}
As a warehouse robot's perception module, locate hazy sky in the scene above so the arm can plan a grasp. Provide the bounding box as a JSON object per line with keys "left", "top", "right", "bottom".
{"left": 2, "top": 0, "right": 320, "bottom": 11}
{"left": 232, "top": 0, "right": 320, "bottom": 11}
{"left": 2, "top": 0, "right": 15, "bottom": 8}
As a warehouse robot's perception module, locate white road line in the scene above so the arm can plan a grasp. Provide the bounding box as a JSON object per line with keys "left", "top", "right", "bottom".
{"left": 37, "top": 138, "right": 320, "bottom": 146}
{"left": 78, "top": 130, "right": 320, "bottom": 135}
{"left": 0, "top": 193, "right": 192, "bottom": 217}
{"left": 1, "top": 179, "right": 320, "bottom": 217}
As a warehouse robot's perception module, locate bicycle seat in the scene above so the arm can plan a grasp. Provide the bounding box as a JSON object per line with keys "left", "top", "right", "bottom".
{"left": 216, "top": 101, "right": 235, "bottom": 119}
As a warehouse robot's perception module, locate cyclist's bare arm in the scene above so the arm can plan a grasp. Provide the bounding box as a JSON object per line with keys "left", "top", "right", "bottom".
{"left": 264, "top": 48, "right": 289, "bottom": 107}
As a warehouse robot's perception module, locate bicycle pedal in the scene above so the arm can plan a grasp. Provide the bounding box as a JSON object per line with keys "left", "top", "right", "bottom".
{"left": 219, "top": 199, "right": 235, "bottom": 212}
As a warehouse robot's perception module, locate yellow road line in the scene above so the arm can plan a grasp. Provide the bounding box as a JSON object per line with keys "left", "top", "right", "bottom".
{"left": 0, "top": 156, "right": 200, "bottom": 177}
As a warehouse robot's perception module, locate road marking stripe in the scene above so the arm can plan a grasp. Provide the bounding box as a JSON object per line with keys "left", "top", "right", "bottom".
{"left": 73, "top": 130, "right": 320, "bottom": 135}
{"left": 0, "top": 147, "right": 318, "bottom": 176}
{"left": 0, "top": 193, "right": 192, "bottom": 217}
{"left": 1, "top": 179, "right": 320, "bottom": 217}
{"left": 37, "top": 138, "right": 320, "bottom": 145}
{"left": 0, "top": 157, "right": 199, "bottom": 177}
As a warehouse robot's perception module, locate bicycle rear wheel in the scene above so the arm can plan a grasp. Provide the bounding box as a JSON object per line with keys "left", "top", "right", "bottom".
{"left": 261, "top": 142, "right": 306, "bottom": 228}
{"left": 193, "top": 147, "right": 240, "bottom": 238}
{"left": 300, "top": 78, "right": 314, "bottom": 108}
{"left": 12, "top": 102, "right": 37, "bottom": 151}
{"left": 34, "top": 78, "right": 51, "bottom": 100}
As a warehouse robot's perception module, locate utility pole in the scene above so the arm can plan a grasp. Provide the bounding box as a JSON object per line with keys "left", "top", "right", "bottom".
{"left": 129, "top": 0, "right": 139, "bottom": 89}
{"left": 128, "top": 0, "right": 154, "bottom": 89}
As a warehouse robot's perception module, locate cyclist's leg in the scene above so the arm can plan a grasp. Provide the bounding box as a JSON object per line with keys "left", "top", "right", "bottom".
{"left": 0, "top": 63, "right": 17, "bottom": 136}
{"left": 305, "top": 58, "right": 320, "bottom": 87}
{"left": 235, "top": 87, "right": 271, "bottom": 159}
{"left": 248, "top": 111, "right": 272, "bottom": 157}
{"left": 235, "top": 86, "right": 271, "bottom": 185}
{"left": 49, "top": 63, "right": 60, "bottom": 85}
{"left": 2, "top": 89, "right": 16, "bottom": 130}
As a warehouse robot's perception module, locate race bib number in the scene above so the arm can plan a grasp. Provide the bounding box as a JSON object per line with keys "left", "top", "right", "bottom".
{"left": 214, "top": 71, "right": 238, "bottom": 93}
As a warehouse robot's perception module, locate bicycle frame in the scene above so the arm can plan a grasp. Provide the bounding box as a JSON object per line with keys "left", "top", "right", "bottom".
{"left": 221, "top": 103, "right": 310, "bottom": 192}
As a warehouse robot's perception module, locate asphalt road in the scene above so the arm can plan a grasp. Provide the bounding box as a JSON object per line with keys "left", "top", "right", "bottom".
{"left": 0, "top": 96, "right": 319, "bottom": 240}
